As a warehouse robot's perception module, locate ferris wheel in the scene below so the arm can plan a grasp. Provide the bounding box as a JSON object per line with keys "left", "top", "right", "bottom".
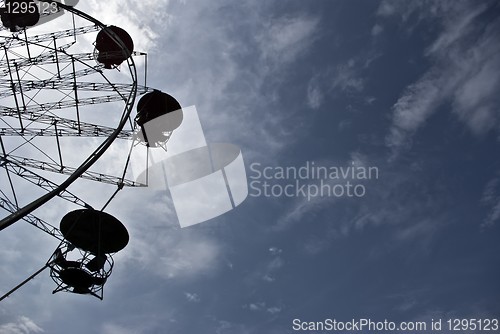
{"left": 0, "top": 0, "right": 182, "bottom": 300}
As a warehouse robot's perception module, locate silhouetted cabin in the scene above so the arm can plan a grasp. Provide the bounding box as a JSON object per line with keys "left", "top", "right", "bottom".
{"left": 95, "top": 25, "right": 134, "bottom": 69}
{"left": 136, "top": 90, "right": 182, "bottom": 126}
{"left": 135, "top": 90, "right": 183, "bottom": 146}
{"left": 0, "top": 0, "right": 40, "bottom": 32}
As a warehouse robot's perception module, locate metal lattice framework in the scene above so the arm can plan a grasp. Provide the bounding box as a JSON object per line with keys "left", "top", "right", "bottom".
{"left": 0, "top": 1, "right": 140, "bottom": 232}
{"left": 0, "top": 1, "right": 156, "bottom": 300}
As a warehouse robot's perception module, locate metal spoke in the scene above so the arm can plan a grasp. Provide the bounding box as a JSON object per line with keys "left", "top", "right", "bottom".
{"left": 0, "top": 191, "right": 63, "bottom": 240}
{"left": 1, "top": 158, "right": 93, "bottom": 208}
{"left": 5, "top": 154, "right": 144, "bottom": 187}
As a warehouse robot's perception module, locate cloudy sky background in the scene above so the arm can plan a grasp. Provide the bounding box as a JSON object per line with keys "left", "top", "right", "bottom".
{"left": 1, "top": 0, "right": 499, "bottom": 333}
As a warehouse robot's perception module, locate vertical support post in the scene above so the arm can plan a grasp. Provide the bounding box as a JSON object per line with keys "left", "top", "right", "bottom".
{"left": 71, "top": 56, "right": 81, "bottom": 134}
{"left": 0, "top": 136, "right": 19, "bottom": 207}
{"left": 53, "top": 121, "right": 64, "bottom": 170}
{"left": 4, "top": 47, "right": 24, "bottom": 131}
{"left": 53, "top": 36, "right": 61, "bottom": 79}
{"left": 14, "top": 62, "right": 28, "bottom": 129}
{"left": 24, "top": 29, "right": 32, "bottom": 60}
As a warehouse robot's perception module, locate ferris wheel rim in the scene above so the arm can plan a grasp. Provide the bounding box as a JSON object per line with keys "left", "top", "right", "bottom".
{"left": 0, "top": 1, "right": 139, "bottom": 231}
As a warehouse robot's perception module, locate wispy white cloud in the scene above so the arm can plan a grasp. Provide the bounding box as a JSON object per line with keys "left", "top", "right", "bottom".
{"left": 274, "top": 193, "right": 334, "bottom": 231}
{"left": 305, "top": 55, "right": 370, "bottom": 112}
{"left": 266, "top": 306, "right": 281, "bottom": 314}
{"left": 244, "top": 301, "right": 282, "bottom": 315}
{"left": 386, "top": 288, "right": 429, "bottom": 313}
{"left": 371, "top": 24, "right": 384, "bottom": 37}
{"left": 81, "top": 0, "right": 172, "bottom": 50}
{"left": 273, "top": 152, "right": 372, "bottom": 231}
{"left": 119, "top": 219, "right": 222, "bottom": 280}
{"left": 382, "top": 0, "right": 500, "bottom": 156}
{"left": 307, "top": 80, "right": 323, "bottom": 109}
{"left": 302, "top": 235, "right": 334, "bottom": 255}
{"left": 376, "top": 1, "right": 397, "bottom": 17}
{"left": 376, "top": 0, "right": 469, "bottom": 26}
{"left": 247, "top": 302, "right": 265, "bottom": 311}
{"left": 214, "top": 319, "right": 251, "bottom": 334}
{"left": 394, "top": 218, "right": 440, "bottom": 242}
{"left": 110, "top": 1, "right": 321, "bottom": 161}
{"left": 425, "top": 3, "right": 489, "bottom": 55}
{"left": 332, "top": 60, "right": 365, "bottom": 93}
{"left": 314, "top": 59, "right": 366, "bottom": 95}
{"left": 184, "top": 292, "right": 201, "bottom": 303}
{"left": 268, "top": 246, "right": 282, "bottom": 255}
{"left": 242, "top": 245, "right": 286, "bottom": 286}
{"left": 0, "top": 316, "right": 44, "bottom": 334}
{"left": 257, "top": 16, "right": 319, "bottom": 65}
{"left": 101, "top": 323, "right": 137, "bottom": 334}
{"left": 271, "top": 151, "right": 451, "bottom": 260}
{"left": 386, "top": 69, "right": 446, "bottom": 151}
{"left": 481, "top": 174, "right": 500, "bottom": 228}
{"left": 262, "top": 274, "right": 275, "bottom": 282}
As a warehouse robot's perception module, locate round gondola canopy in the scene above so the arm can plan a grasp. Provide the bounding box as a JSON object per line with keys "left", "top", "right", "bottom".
{"left": 60, "top": 209, "right": 129, "bottom": 254}
{"left": 95, "top": 25, "right": 134, "bottom": 68}
{"left": 1, "top": 1, "right": 40, "bottom": 32}
{"left": 135, "top": 90, "right": 183, "bottom": 129}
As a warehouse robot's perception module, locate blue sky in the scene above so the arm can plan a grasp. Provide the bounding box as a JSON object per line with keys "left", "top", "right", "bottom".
{"left": 1, "top": 0, "right": 499, "bottom": 333}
